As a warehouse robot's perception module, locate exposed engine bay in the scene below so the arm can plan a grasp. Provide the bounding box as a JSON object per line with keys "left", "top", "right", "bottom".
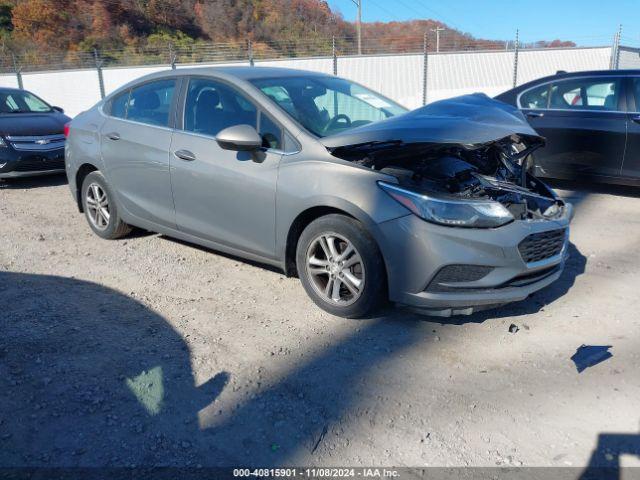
{"left": 330, "top": 134, "right": 566, "bottom": 221}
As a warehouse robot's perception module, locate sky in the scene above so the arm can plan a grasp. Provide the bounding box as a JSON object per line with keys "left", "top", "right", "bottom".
{"left": 326, "top": 0, "right": 639, "bottom": 46}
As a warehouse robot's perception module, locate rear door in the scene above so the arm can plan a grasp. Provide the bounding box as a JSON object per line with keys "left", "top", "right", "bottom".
{"left": 622, "top": 76, "right": 640, "bottom": 180}
{"left": 169, "top": 76, "right": 287, "bottom": 259}
{"left": 100, "top": 78, "right": 177, "bottom": 228}
{"left": 520, "top": 76, "right": 626, "bottom": 179}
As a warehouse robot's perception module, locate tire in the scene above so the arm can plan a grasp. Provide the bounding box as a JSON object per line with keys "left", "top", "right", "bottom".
{"left": 296, "top": 214, "right": 386, "bottom": 318}
{"left": 81, "top": 171, "right": 132, "bottom": 239}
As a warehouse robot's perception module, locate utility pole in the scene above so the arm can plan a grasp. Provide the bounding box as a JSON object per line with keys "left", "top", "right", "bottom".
{"left": 430, "top": 27, "right": 445, "bottom": 53}
{"left": 615, "top": 24, "right": 623, "bottom": 69}
{"left": 350, "top": 0, "right": 362, "bottom": 55}
{"left": 422, "top": 31, "right": 429, "bottom": 105}
{"left": 11, "top": 53, "right": 23, "bottom": 90}
{"left": 512, "top": 29, "right": 519, "bottom": 88}
{"left": 93, "top": 49, "right": 105, "bottom": 99}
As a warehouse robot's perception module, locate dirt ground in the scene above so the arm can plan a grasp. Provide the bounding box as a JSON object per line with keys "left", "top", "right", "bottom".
{"left": 1, "top": 173, "right": 639, "bottom": 472}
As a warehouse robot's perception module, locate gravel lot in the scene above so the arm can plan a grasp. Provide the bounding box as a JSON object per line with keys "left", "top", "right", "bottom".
{"left": 1, "top": 174, "right": 639, "bottom": 471}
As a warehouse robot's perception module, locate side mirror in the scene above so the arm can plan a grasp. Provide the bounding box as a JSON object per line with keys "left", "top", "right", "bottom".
{"left": 215, "top": 124, "right": 262, "bottom": 152}
{"left": 52, "top": 106, "right": 64, "bottom": 113}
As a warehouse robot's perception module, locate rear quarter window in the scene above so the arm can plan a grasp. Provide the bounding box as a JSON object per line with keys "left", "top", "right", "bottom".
{"left": 109, "top": 90, "right": 130, "bottom": 119}
{"left": 519, "top": 84, "right": 549, "bottom": 109}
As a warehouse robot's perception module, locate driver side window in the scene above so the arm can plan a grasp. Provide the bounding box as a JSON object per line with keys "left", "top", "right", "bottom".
{"left": 183, "top": 78, "right": 257, "bottom": 137}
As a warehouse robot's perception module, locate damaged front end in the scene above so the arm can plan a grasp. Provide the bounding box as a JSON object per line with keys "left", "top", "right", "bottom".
{"left": 323, "top": 94, "right": 568, "bottom": 228}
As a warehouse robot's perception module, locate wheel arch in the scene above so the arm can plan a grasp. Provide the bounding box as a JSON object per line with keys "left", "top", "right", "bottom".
{"left": 282, "top": 199, "right": 384, "bottom": 279}
{"left": 75, "top": 163, "right": 100, "bottom": 212}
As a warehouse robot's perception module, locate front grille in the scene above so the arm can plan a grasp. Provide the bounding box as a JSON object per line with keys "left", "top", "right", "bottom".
{"left": 505, "top": 264, "right": 561, "bottom": 287}
{"left": 426, "top": 264, "right": 561, "bottom": 294}
{"left": 13, "top": 158, "right": 65, "bottom": 172}
{"left": 518, "top": 229, "right": 566, "bottom": 263}
{"left": 426, "top": 264, "right": 494, "bottom": 293}
{"left": 6, "top": 134, "right": 65, "bottom": 152}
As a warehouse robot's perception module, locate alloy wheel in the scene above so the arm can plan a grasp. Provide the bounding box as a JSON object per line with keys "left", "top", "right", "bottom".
{"left": 305, "top": 233, "right": 365, "bottom": 306}
{"left": 85, "top": 183, "right": 110, "bottom": 231}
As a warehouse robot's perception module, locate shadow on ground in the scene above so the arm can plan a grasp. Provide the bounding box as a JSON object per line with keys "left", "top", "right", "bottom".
{"left": 0, "top": 236, "right": 586, "bottom": 467}
{"left": 0, "top": 271, "right": 427, "bottom": 469}
{"left": 580, "top": 429, "right": 640, "bottom": 480}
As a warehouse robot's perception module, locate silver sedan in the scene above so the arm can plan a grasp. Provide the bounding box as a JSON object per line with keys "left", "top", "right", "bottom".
{"left": 65, "top": 67, "right": 572, "bottom": 318}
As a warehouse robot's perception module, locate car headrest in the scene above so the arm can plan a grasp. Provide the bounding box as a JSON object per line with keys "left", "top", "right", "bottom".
{"left": 135, "top": 91, "right": 160, "bottom": 110}
{"left": 604, "top": 94, "right": 616, "bottom": 109}
{"left": 197, "top": 89, "right": 220, "bottom": 108}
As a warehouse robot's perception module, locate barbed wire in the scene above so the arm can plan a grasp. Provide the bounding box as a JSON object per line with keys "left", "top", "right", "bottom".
{"left": 0, "top": 33, "right": 623, "bottom": 75}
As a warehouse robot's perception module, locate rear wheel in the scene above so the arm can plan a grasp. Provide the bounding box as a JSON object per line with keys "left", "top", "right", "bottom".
{"left": 81, "top": 171, "right": 131, "bottom": 239}
{"left": 296, "top": 214, "right": 386, "bottom": 318}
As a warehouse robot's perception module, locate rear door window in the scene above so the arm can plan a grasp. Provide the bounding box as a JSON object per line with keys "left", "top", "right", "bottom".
{"left": 126, "top": 79, "right": 176, "bottom": 127}
{"left": 548, "top": 78, "right": 622, "bottom": 111}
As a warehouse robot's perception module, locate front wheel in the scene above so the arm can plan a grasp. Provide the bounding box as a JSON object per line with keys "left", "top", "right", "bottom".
{"left": 296, "top": 214, "right": 386, "bottom": 318}
{"left": 81, "top": 171, "right": 132, "bottom": 239}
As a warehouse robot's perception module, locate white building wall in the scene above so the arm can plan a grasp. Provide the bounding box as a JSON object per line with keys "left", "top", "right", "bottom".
{"left": 21, "top": 69, "right": 100, "bottom": 115}
{"left": 425, "top": 50, "right": 513, "bottom": 103}
{"left": 102, "top": 65, "right": 169, "bottom": 95}
{"left": 256, "top": 57, "right": 333, "bottom": 75}
{"left": 517, "top": 47, "right": 611, "bottom": 84}
{"left": 1, "top": 46, "right": 615, "bottom": 117}
{"left": 0, "top": 74, "right": 19, "bottom": 88}
{"left": 336, "top": 54, "right": 423, "bottom": 108}
{"left": 619, "top": 47, "right": 640, "bottom": 69}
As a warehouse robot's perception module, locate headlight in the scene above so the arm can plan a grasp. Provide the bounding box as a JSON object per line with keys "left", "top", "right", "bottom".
{"left": 378, "top": 181, "right": 514, "bottom": 228}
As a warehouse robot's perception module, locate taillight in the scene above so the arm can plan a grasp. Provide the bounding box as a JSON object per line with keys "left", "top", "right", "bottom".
{"left": 63, "top": 122, "right": 70, "bottom": 138}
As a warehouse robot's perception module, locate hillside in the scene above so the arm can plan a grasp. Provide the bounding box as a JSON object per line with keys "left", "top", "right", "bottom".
{"left": 0, "top": 0, "right": 575, "bottom": 63}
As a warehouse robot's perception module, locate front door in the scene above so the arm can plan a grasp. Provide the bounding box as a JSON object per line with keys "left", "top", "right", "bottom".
{"left": 622, "top": 76, "right": 640, "bottom": 180}
{"left": 521, "top": 76, "right": 626, "bottom": 179}
{"left": 100, "top": 78, "right": 177, "bottom": 228}
{"left": 169, "top": 77, "right": 283, "bottom": 259}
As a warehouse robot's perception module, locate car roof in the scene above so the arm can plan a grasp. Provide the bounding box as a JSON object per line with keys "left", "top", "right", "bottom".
{"left": 137, "top": 65, "right": 333, "bottom": 83}
{"left": 106, "top": 66, "right": 336, "bottom": 99}
{"left": 516, "top": 69, "right": 640, "bottom": 90}
{"left": 183, "top": 65, "right": 333, "bottom": 80}
{"left": 0, "top": 87, "right": 27, "bottom": 93}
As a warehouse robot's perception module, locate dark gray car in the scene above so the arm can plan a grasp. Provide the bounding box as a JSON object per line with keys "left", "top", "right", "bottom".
{"left": 65, "top": 67, "right": 572, "bottom": 318}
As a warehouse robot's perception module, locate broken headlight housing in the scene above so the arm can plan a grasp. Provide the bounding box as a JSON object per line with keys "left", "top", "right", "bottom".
{"left": 378, "top": 181, "right": 514, "bottom": 228}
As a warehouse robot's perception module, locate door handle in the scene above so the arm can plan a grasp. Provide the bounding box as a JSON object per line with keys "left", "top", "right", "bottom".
{"left": 174, "top": 149, "right": 196, "bottom": 162}
{"left": 106, "top": 132, "right": 120, "bottom": 141}
{"left": 631, "top": 115, "right": 640, "bottom": 125}
{"left": 525, "top": 111, "right": 545, "bottom": 118}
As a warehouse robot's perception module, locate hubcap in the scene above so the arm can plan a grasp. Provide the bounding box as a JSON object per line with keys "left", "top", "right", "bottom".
{"left": 306, "top": 233, "right": 365, "bottom": 306}
{"left": 85, "top": 183, "right": 110, "bottom": 231}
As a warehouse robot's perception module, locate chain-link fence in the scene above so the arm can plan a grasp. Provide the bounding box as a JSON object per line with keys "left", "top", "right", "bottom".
{"left": 0, "top": 30, "right": 628, "bottom": 74}
{"left": 0, "top": 29, "right": 635, "bottom": 117}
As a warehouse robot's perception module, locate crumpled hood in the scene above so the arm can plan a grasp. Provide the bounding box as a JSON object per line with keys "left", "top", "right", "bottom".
{"left": 320, "top": 93, "right": 540, "bottom": 150}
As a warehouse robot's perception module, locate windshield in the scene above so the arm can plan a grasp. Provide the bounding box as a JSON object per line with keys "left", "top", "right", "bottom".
{"left": 250, "top": 76, "right": 408, "bottom": 137}
{"left": 0, "top": 90, "right": 52, "bottom": 114}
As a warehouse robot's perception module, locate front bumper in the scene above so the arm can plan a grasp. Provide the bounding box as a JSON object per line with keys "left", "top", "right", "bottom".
{"left": 0, "top": 147, "right": 65, "bottom": 179}
{"left": 376, "top": 204, "right": 573, "bottom": 316}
